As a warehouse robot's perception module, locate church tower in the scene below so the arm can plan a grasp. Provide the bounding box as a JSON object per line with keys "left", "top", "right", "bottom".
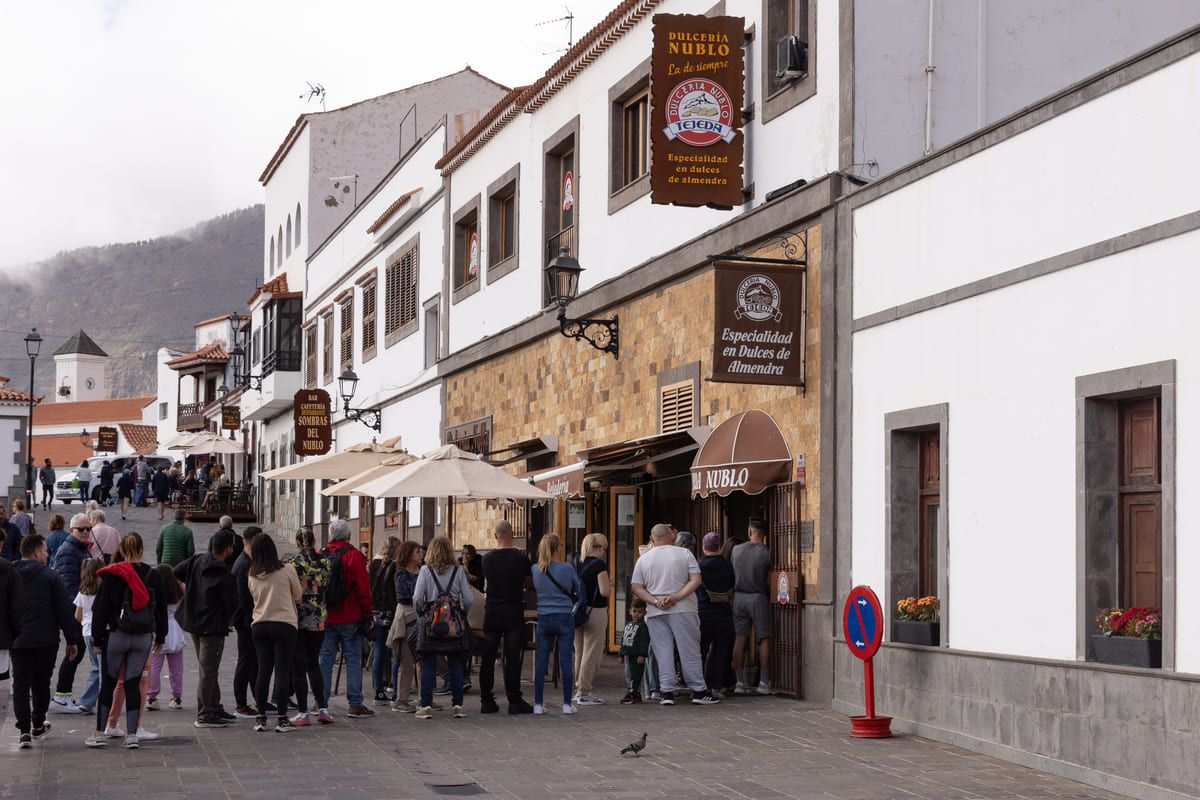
{"left": 53, "top": 330, "right": 108, "bottom": 402}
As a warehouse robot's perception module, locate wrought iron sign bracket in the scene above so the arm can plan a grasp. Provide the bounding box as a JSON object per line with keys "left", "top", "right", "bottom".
{"left": 343, "top": 404, "right": 383, "bottom": 433}
{"left": 708, "top": 230, "right": 808, "bottom": 269}
{"left": 558, "top": 308, "right": 619, "bottom": 359}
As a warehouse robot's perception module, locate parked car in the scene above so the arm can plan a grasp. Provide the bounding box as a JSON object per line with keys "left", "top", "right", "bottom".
{"left": 55, "top": 454, "right": 174, "bottom": 504}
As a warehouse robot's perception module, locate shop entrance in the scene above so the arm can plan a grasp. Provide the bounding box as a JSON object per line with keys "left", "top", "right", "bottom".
{"left": 607, "top": 486, "right": 641, "bottom": 650}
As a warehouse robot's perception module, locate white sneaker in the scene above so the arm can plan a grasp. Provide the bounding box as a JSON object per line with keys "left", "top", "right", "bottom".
{"left": 532, "top": 704, "right": 547, "bottom": 715}
{"left": 756, "top": 681, "right": 774, "bottom": 695}
{"left": 734, "top": 682, "right": 751, "bottom": 695}
{"left": 135, "top": 727, "right": 159, "bottom": 741}
{"left": 576, "top": 695, "right": 605, "bottom": 706}
{"left": 104, "top": 725, "right": 125, "bottom": 738}
{"left": 122, "top": 734, "right": 139, "bottom": 749}
{"left": 562, "top": 704, "right": 578, "bottom": 714}
{"left": 50, "top": 696, "right": 83, "bottom": 714}
{"left": 84, "top": 732, "right": 106, "bottom": 748}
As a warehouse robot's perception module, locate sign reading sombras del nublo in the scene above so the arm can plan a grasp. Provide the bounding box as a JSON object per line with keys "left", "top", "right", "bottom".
{"left": 650, "top": 13, "right": 746, "bottom": 209}
{"left": 293, "top": 389, "right": 332, "bottom": 456}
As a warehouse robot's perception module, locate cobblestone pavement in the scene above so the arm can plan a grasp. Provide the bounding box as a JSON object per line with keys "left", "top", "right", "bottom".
{"left": 2, "top": 501, "right": 1128, "bottom": 799}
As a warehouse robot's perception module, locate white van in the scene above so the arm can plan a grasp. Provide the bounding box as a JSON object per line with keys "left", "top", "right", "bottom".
{"left": 55, "top": 454, "right": 175, "bottom": 504}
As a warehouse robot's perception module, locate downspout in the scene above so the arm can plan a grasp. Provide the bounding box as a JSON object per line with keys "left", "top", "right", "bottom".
{"left": 923, "top": 0, "right": 936, "bottom": 156}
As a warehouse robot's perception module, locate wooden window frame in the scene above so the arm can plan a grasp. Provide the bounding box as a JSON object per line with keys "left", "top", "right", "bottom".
{"left": 338, "top": 295, "right": 353, "bottom": 372}
{"left": 487, "top": 164, "right": 520, "bottom": 284}
{"left": 761, "top": 0, "right": 817, "bottom": 123}
{"left": 608, "top": 61, "right": 650, "bottom": 213}
{"left": 303, "top": 325, "right": 317, "bottom": 388}
{"left": 451, "top": 197, "right": 482, "bottom": 304}
{"left": 384, "top": 238, "right": 419, "bottom": 346}
{"left": 361, "top": 279, "right": 378, "bottom": 362}
{"left": 321, "top": 312, "right": 333, "bottom": 385}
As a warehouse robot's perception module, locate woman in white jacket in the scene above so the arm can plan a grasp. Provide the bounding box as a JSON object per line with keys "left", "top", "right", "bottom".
{"left": 411, "top": 536, "right": 472, "bottom": 720}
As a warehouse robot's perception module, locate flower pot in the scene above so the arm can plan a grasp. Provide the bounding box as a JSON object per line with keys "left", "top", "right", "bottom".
{"left": 1091, "top": 634, "right": 1162, "bottom": 668}
{"left": 892, "top": 620, "right": 940, "bottom": 646}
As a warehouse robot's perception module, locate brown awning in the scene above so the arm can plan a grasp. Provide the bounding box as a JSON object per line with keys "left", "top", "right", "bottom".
{"left": 485, "top": 434, "right": 559, "bottom": 466}
{"left": 529, "top": 462, "right": 585, "bottom": 498}
{"left": 578, "top": 427, "right": 710, "bottom": 476}
{"left": 690, "top": 410, "right": 792, "bottom": 498}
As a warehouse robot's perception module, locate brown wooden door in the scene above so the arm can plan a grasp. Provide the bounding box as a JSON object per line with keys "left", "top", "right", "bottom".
{"left": 918, "top": 430, "right": 940, "bottom": 598}
{"left": 1119, "top": 397, "right": 1162, "bottom": 608}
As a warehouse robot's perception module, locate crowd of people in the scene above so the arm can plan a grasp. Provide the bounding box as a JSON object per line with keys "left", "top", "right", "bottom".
{"left": 1, "top": 494, "right": 775, "bottom": 749}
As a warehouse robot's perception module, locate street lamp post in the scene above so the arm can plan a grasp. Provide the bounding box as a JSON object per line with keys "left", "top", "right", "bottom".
{"left": 24, "top": 328, "right": 42, "bottom": 501}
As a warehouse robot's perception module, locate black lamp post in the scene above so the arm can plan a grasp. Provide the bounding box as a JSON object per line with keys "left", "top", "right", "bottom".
{"left": 24, "top": 328, "right": 42, "bottom": 497}
{"left": 545, "top": 246, "right": 619, "bottom": 358}
{"left": 80, "top": 429, "right": 91, "bottom": 448}
{"left": 337, "top": 368, "right": 382, "bottom": 432}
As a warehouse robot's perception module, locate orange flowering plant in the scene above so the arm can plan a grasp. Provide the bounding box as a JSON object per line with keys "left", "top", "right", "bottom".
{"left": 1096, "top": 607, "right": 1161, "bottom": 640}
{"left": 896, "top": 596, "right": 940, "bottom": 622}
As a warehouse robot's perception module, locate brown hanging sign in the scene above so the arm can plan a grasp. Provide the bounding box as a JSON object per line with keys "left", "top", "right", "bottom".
{"left": 293, "top": 389, "right": 332, "bottom": 456}
{"left": 650, "top": 13, "right": 745, "bottom": 209}
{"left": 711, "top": 262, "right": 805, "bottom": 386}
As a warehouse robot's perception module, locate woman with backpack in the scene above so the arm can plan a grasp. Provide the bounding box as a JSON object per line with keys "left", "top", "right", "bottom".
{"left": 368, "top": 536, "right": 401, "bottom": 704}
{"left": 247, "top": 534, "right": 302, "bottom": 733}
{"left": 531, "top": 532, "right": 582, "bottom": 715}
{"left": 411, "top": 535, "right": 472, "bottom": 720}
{"left": 572, "top": 533, "right": 612, "bottom": 706}
{"left": 87, "top": 533, "right": 167, "bottom": 749}
{"left": 288, "top": 529, "right": 333, "bottom": 726}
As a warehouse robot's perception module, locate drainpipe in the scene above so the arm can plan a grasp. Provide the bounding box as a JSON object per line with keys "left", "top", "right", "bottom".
{"left": 923, "top": 0, "right": 936, "bottom": 156}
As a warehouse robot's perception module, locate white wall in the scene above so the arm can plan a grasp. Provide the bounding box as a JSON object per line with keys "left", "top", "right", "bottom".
{"left": 849, "top": 49, "right": 1200, "bottom": 671}
{"left": 0, "top": 414, "right": 24, "bottom": 494}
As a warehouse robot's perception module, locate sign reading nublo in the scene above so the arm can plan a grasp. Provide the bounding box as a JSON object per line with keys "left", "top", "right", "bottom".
{"left": 293, "top": 389, "right": 332, "bottom": 456}
{"left": 650, "top": 13, "right": 745, "bottom": 209}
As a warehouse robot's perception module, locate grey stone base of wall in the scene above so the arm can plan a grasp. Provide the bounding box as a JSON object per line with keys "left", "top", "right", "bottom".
{"left": 832, "top": 644, "right": 1199, "bottom": 800}
{"left": 801, "top": 603, "right": 834, "bottom": 703}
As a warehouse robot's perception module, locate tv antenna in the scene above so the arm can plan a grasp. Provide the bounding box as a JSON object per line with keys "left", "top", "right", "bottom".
{"left": 300, "top": 82, "right": 326, "bottom": 111}
{"left": 536, "top": 7, "right": 575, "bottom": 55}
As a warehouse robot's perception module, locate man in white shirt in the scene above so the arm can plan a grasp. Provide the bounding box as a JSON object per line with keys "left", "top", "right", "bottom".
{"left": 630, "top": 523, "right": 719, "bottom": 706}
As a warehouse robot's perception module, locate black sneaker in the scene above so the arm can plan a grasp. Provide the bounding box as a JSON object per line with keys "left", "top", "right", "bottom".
{"left": 508, "top": 699, "right": 534, "bottom": 715}
{"left": 659, "top": 692, "right": 675, "bottom": 706}
{"left": 619, "top": 692, "right": 637, "bottom": 705}
{"left": 215, "top": 709, "right": 237, "bottom": 721}
{"left": 275, "top": 718, "right": 296, "bottom": 733}
{"left": 18, "top": 733, "right": 31, "bottom": 749}
{"left": 193, "top": 715, "right": 229, "bottom": 728}
{"left": 433, "top": 683, "right": 452, "bottom": 695}
{"left": 374, "top": 690, "right": 390, "bottom": 705}
{"left": 261, "top": 702, "right": 278, "bottom": 713}
{"left": 691, "top": 690, "right": 721, "bottom": 705}
{"left": 32, "top": 722, "right": 51, "bottom": 737}
{"left": 480, "top": 697, "right": 500, "bottom": 714}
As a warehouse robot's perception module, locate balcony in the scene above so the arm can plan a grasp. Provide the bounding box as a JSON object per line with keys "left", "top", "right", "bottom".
{"left": 177, "top": 402, "right": 206, "bottom": 431}
{"left": 241, "top": 351, "right": 304, "bottom": 422}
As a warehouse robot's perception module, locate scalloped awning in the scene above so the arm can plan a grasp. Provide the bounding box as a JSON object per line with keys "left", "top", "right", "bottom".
{"left": 690, "top": 410, "right": 792, "bottom": 498}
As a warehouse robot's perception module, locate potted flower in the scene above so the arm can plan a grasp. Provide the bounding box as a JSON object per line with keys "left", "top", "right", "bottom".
{"left": 892, "top": 596, "right": 940, "bottom": 646}
{"left": 1092, "top": 607, "right": 1162, "bottom": 668}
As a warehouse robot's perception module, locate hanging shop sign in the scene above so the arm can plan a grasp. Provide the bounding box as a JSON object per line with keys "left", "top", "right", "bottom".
{"left": 96, "top": 426, "right": 118, "bottom": 453}
{"left": 293, "top": 389, "right": 332, "bottom": 456}
{"left": 221, "top": 406, "right": 241, "bottom": 430}
{"left": 711, "top": 262, "right": 805, "bottom": 386}
{"left": 650, "top": 13, "right": 745, "bottom": 209}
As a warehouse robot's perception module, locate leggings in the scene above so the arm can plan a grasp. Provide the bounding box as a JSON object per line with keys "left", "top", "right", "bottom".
{"left": 97, "top": 630, "right": 152, "bottom": 735}
{"left": 108, "top": 651, "right": 151, "bottom": 730}
{"left": 292, "top": 628, "right": 328, "bottom": 710}
{"left": 252, "top": 621, "right": 296, "bottom": 720}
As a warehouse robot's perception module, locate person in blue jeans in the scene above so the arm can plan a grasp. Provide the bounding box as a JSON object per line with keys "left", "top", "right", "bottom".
{"left": 317, "top": 520, "right": 375, "bottom": 718}
{"left": 410, "top": 536, "right": 473, "bottom": 720}
{"left": 73, "top": 558, "right": 102, "bottom": 712}
{"left": 530, "top": 532, "right": 581, "bottom": 715}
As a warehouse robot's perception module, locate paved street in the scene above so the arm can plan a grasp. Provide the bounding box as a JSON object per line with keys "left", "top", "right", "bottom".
{"left": 2, "top": 501, "right": 1127, "bottom": 799}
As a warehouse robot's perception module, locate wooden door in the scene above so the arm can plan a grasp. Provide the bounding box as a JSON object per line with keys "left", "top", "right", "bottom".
{"left": 918, "top": 430, "right": 940, "bottom": 598}
{"left": 607, "top": 487, "right": 640, "bottom": 651}
{"left": 1119, "top": 397, "right": 1162, "bottom": 608}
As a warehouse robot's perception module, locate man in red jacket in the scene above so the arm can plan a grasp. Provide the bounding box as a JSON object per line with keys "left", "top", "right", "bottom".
{"left": 318, "top": 520, "right": 375, "bottom": 718}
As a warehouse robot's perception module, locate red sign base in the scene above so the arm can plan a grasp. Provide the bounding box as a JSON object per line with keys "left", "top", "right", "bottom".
{"left": 849, "top": 714, "right": 893, "bottom": 738}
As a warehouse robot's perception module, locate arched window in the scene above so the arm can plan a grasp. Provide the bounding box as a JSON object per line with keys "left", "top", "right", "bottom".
{"left": 269, "top": 237, "right": 275, "bottom": 273}
{"left": 277, "top": 226, "right": 284, "bottom": 266}
{"left": 295, "top": 203, "right": 302, "bottom": 248}
{"left": 286, "top": 216, "right": 293, "bottom": 257}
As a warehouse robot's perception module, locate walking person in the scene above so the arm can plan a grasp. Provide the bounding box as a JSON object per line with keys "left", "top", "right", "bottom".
{"left": 630, "top": 523, "right": 720, "bottom": 706}
{"left": 174, "top": 530, "right": 237, "bottom": 728}
{"left": 0, "top": 506, "right": 22, "bottom": 562}
{"left": 387, "top": 541, "right": 424, "bottom": 712}
{"left": 49, "top": 514, "right": 92, "bottom": 714}
{"left": 44, "top": 514, "right": 69, "bottom": 566}
{"left": 97, "top": 461, "right": 114, "bottom": 507}
{"left": 115, "top": 469, "right": 134, "bottom": 520}
{"left": 144, "top": 564, "right": 185, "bottom": 712}
{"left": 38, "top": 459, "right": 55, "bottom": 509}
{"left": 247, "top": 534, "right": 302, "bottom": 733}
{"left": 572, "top": 533, "right": 611, "bottom": 706}
{"left": 88, "top": 509, "right": 120, "bottom": 564}
{"left": 530, "top": 532, "right": 580, "bottom": 715}
{"left": 152, "top": 467, "right": 173, "bottom": 521}
{"left": 698, "top": 531, "right": 735, "bottom": 696}
{"left": 288, "top": 529, "right": 333, "bottom": 726}
{"left": 86, "top": 532, "right": 167, "bottom": 749}
{"left": 731, "top": 517, "right": 774, "bottom": 695}
{"left": 476, "top": 521, "right": 533, "bottom": 715}
{"left": 368, "top": 536, "right": 400, "bottom": 704}
{"left": 317, "top": 519, "right": 375, "bottom": 718}
{"left": 155, "top": 509, "right": 195, "bottom": 567}
{"left": 133, "top": 456, "right": 151, "bottom": 508}
{"left": 411, "top": 535, "right": 472, "bottom": 720}
{"left": 230, "top": 527, "right": 261, "bottom": 717}
{"left": 72, "top": 558, "right": 102, "bottom": 714}
{"left": 11, "top": 534, "right": 83, "bottom": 749}
{"left": 75, "top": 462, "right": 93, "bottom": 507}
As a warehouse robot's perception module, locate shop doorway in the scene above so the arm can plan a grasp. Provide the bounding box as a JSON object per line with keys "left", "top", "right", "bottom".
{"left": 607, "top": 486, "right": 641, "bottom": 650}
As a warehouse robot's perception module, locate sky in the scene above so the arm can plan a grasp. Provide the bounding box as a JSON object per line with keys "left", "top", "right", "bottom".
{"left": 0, "top": 0, "right": 621, "bottom": 273}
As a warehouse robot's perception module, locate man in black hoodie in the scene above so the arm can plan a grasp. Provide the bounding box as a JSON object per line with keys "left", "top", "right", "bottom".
{"left": 0, "top": 530, "right": 26, "bottom": 678}
{"left": 174, "top": 530, "right": 237, "bottom": 728}
{"left": 229, "top": 527, "right": 261, "bottom": 716}
{"left": 11, "top": 534, "right": 82, "bottom": 749}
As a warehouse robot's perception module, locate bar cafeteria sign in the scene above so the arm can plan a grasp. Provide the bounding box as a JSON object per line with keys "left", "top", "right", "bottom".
{"left": 650, "top": 13, "right": 745, "bottom": 209}
{"left": 712, "top": 262, "right": 803, "bottom": 386}
{"left": 294, "top": 389, "right": 332, "bottom": 456}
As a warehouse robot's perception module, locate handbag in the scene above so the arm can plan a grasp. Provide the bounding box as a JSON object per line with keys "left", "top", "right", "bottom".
{"left": 163, "top": 615, "right": 186, "bottom": 653}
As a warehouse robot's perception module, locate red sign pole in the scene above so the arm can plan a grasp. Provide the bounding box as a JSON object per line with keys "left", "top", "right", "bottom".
{"left": 843, "top": 585, "right": 892, "bottom": 738}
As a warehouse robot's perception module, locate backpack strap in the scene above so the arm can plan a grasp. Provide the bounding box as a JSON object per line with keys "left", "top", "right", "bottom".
{"left": 543, "top": 564, "right": 576, "bottom": 601}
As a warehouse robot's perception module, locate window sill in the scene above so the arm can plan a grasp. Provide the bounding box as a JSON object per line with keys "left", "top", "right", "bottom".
{"left": 451, "top": 278, "right": 481, "bottom": 305}
{"left": 487, "top": 255, "right": 518, "bottom": 285}
{"left": 384, "top": 323, "right": 418, "bottom": 348}
{"left": 362, "top": 347, "right": 378, "bottom": 364}
{"left": 761, "top": 73, "right": 816, "bottom": 124}
{"left": 608, "top": 173, "right": 650, "bottom": 215}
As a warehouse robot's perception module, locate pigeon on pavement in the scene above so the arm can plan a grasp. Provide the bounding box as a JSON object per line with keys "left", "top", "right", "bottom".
{"left": 620, "top": 732, "right": 648, "bottom": 756}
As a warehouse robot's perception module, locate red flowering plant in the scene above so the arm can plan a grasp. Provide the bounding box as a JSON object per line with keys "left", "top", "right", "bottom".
{"left": 896, "top": 596, "right": 940, "bottom": 622}
{"left": 1096, "top": 607, "right": 1162, "bottom": 640}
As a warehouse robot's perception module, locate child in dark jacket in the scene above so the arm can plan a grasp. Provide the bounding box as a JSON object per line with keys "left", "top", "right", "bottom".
{"left": 618, "top": 599, "right": 651, "bottom": 704}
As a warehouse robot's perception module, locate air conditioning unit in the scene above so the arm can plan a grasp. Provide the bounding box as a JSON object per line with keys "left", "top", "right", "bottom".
{"left": 776, "top": 35, "right": 808, "bottom": 81}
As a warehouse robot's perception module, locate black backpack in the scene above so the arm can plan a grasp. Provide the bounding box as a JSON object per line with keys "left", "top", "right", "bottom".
{"left": 118, "top": 580, "right": 157, "bottom": 635}
{"left": 321, "top": 546, "right": 350, "bottom": 607}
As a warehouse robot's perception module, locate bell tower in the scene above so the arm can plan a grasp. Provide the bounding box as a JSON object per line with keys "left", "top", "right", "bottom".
{"left": 53, "top": 330, "right": 108, "bottom": 402}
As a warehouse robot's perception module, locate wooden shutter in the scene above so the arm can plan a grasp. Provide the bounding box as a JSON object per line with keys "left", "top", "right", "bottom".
{"left": 339, "top": 296, "right": 353, "bottom": 369}
{"left": 304, "top": 326, "right": 317, "bottom": 388}
{"left": 659, "top": 379, "right": 695, "bottom": 434}
{"left": 322, "top": 313, "right": 333, "bottom": 383}
{"left": 361, "top": 280, "right": 377, "bottom": 356}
